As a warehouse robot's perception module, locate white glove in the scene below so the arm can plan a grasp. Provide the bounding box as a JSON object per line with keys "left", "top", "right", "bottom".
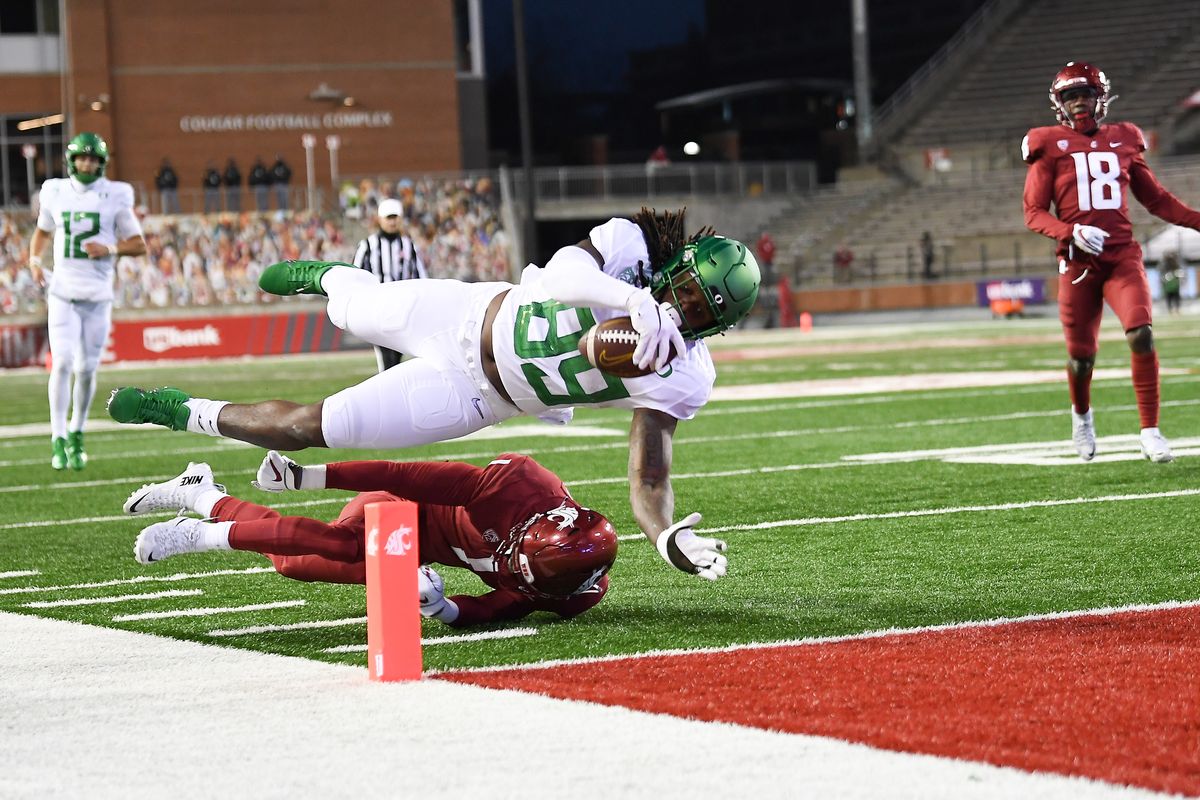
{"left": 251, "top": 449, "right": 304, "bottom": 492}
{"left": 418, "top": 565, "right": 459, "bottom": 623}
{"left": 627, "top": 288, "right": 686, "bottom": 372}
{"left": 1072, "top": 223, "right": 1109, "bottom": 256}
{"left": 655, "top": 512, "right": 728, "bottom": 581}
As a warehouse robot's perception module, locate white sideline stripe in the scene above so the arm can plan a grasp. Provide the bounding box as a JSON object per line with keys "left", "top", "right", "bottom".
{"left": 323, "top": 627, "right": 539, "bottom": 652}
{"left": 433, "top": 598, "right": 1200, "bottom": 676}
{"left": 0, "top": 570, "right": 39, "bottom": 580}
{"left": 707, "top": 367, "right": 1183, "bottom": 402}
{"left": 699, "top": 489, "right": 1200, "bottom": 535}
{"left": 208, "top": 616, "right": 367, "bottom": 637}
{"left": 113, "top": 599, "right": 305, "bottom": 622}
{"left": 22, "top": 589, "right": 203, "bottom": 608}
{"left": 0, "top": 440, "right": 251, "bottom": 468}
{"left": 4, "top": 472, "right": 1195, "bottom": 534}
{"left": 2, "top": 612, "right": 1157, "bottom": 800}
{"left": 0, "top": 566, "right": 275, "bottom": 596}
{"left": 0, "top": 474, "right": 167, "bottom": 493}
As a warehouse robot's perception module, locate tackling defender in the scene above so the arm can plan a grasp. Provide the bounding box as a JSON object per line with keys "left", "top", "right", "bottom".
{"left": 124, "top": 452, "right": 626, "bottom": 627}
{"left": 109, "top": 208, "right": 756, "bottom": 582}
{"left": 1023, "top": 62, "right": 1200, "bottom": 463}
{"left": 28, "top": 132, "right": 147, "bottom": 470}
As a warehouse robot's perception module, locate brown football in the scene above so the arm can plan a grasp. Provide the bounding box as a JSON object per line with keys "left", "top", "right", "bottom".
{"left": 577, "top": 316, "right": 677, "bottom": 378}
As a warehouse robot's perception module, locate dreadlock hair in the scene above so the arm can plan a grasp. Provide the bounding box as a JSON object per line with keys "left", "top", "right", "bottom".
{"left": 632, "top": 207, "right": 716, "bottom": 270}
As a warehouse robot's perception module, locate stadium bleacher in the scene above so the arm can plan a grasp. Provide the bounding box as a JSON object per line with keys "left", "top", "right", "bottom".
{"left": 770, "top": 0, "right": 1200, "bottom": 288}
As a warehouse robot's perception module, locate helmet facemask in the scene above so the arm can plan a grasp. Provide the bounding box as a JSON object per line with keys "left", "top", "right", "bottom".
{"left": 1049, "top": 62, "right": 1115, "bottom": 132}
{"left": 65, "top": 132, "right": 110, "bottom": 185}
{"left": 651, "top": 236, "right": 762, "bottom": 339}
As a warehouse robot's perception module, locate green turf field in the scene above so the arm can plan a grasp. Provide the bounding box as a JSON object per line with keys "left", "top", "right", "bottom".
{"left": 2, "top": 313, "right": 1198, "bottom": 672}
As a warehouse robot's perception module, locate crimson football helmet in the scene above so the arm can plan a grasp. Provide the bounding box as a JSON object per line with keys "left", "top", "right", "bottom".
{"left": 494, "top": 501, "right": 617, "bottom": 598}
{"left": 1049, "top": 62, "right": 1115, "bottom": 131}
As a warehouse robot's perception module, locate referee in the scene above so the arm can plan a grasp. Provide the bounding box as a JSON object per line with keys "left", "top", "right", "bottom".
{"left": 352, "top": 197, "right": 428, "bottom": 371}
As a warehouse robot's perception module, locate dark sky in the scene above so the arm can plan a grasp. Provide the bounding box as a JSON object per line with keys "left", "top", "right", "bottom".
{"left": 480, "top": 0, "right": 987, "bottom": 164}
{"left": 483, "top": 0, "right": 706, "bottom": 94}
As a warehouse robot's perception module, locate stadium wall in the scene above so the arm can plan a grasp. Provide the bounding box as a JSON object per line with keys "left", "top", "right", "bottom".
{"left": 3, "top": 0, "right": 463, "bottom": 192}
{"left": 0, "top": 307, "right": 368, "bottom": 369}
{"left": 791, "top": 277, "right": 1059, "bottom": 314}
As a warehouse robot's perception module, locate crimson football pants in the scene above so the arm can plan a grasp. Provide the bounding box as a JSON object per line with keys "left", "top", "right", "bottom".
{"left": 1058, "top": 241, "right": 1158, "bottom": 425}
{"left": 1058, "top": 241, "right": 1153, "bottom": 358}
{"left": 211, "top": 490, "right": 403, "bottom": 584}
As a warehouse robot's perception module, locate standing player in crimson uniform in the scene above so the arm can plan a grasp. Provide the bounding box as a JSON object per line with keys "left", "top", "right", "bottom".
{"left": 122, "top": 453, "right": 625, "bottom": 628}
{"left": 1023, "top": 62, "right": 1200, "bottom": 463}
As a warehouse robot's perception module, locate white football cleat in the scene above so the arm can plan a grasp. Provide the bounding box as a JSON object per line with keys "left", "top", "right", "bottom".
{"left": 1071, "top": 408, "right": 1096, "bottom": 462}
{"left": 124, "top": 462, "right": 224, "bottom": 516}
{"left": 135, "top": 516, "right": 204, "bottom": 564}
{"left": 1139, "top": 427, "right": 1174, "bottom": 463}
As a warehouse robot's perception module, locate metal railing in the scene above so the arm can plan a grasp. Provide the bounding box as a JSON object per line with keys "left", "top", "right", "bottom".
{"left": 515, "top": 161, "right": 817, "bottom": 203}
{"left": 871, "top": 0, "right": 1028, "bottom": 148}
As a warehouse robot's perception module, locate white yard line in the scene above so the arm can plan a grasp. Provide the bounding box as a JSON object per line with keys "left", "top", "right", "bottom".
{"left": 0, "top": 570, "right": 39, "bottom": 580}
{"left": 323, "top": 627, "right": 539, "bottom": 652}
{"left": 22, "top": 589, "right": 203, "bottom": 608}
{"left": 208, "top": 616, "right": 367, "bottom": 637}
{"left": 112, "top": 599, "right": 305, "bottom": 623}
{"left": 698, "top": 489, "right": 1200, "bottom": 536}
{"left": 0, "top": 566, "right": 275, "bottom": 596}
{"left": 435, "top": 598, "right": 1200, "bottom": 676}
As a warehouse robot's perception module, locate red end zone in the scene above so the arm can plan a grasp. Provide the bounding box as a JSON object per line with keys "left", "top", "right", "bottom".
{"left": 440, "top": 605, "right": 1200, "bottom": 796}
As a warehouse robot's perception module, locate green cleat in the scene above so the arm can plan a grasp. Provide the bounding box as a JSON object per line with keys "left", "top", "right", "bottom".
{"left": 107, "top": 387, "right": 192, "bottom": 431}
{"left": 66, "top": 431, "right": 87, "bottom": 470}
{"left": 258, "top": 260, "right": 350, "bottom": 296}
{"left": 51, "top": 437, "right": 68, "bottom": 470}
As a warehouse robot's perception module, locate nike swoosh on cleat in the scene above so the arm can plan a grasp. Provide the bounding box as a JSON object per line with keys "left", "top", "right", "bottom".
{"left": 471, "top": 398, "right": 485, "bottom": 419}
{"left": 128, "top": 493, "right": 147, "bottom": 514}
{"left": 270, "top": 462, "right": 283, "bottom": 482}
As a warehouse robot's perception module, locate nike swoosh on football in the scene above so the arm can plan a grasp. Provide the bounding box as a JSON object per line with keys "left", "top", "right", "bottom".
{"left": 598, "top": 351, "right": 633, "bottom": 367}
{"left": 1109, "top": 142, "right": 1121, "bottom": 146}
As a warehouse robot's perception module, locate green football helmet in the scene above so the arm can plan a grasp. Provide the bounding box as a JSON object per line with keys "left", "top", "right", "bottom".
{"left": 651, "top": 235, "right": 761, "bottom": 339}
{"left": 65, "top": 132, "right": 109, "bottom": 184}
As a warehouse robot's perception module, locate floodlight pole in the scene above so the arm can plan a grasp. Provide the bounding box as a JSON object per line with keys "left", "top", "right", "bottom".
{"left": 851, "top": 0, "right": 874, "bottom": 153}
{"left": 513, "top": 0, "right": 537, "bottom": 265}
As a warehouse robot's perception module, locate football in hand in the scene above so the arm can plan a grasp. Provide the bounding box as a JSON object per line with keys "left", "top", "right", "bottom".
{"left": 577, "top": 316, "right": 677, "bottom": 378}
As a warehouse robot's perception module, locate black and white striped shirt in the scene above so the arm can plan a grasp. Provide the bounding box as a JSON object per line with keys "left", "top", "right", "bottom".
{"left": 353, "top": 232, "right": 427, "bottom": 283}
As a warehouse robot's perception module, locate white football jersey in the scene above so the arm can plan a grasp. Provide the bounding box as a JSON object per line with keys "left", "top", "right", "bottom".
{"left": 37, "top": 177, "right": 142, "bottom": 302}
{"left": 491, "top": 217, "right": 716, "bottom": 419}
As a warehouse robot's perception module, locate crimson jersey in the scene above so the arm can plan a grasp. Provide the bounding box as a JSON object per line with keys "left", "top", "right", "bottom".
{"left": 322, "top": 454, "right": 607, "bottom": 625}
{"left": 1022, "top": 122, "right": 1200, "bottom": 254}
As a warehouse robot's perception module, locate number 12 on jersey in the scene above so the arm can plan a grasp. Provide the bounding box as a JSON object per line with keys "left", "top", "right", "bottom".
{"left": 62, "top": 211, "right": 101, "bottom": 258}
{"left": 1069, "top": 151, "right": 1121, "bottom": 211}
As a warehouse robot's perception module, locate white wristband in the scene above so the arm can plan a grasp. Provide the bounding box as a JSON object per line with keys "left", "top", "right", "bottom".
{"left": 107, "top": 244, "right": 118, "bottom": 257}
{"left": 29, "top": 255, "right": 43, "bottom": 268}
{"left": 299, "top": 464, "right": 327, "bottom": 490}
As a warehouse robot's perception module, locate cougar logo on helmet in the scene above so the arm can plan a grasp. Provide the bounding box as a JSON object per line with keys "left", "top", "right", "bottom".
{"left": 495, "top": 502, "right": 618, "bottom": 598}
{"left": 545, "top": 503, "right": 579, "bottom": 530}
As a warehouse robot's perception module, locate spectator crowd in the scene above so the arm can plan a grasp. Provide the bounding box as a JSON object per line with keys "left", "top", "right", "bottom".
{"left": 0, "top": 175, "right": 512, "bottom": 315}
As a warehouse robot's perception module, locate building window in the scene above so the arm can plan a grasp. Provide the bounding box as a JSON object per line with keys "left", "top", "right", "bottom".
{"left": 0, "top": 0, "right": 59, "bottom": 34}
{"left": 1, "top": 114, "right": 65, "bottom": 206}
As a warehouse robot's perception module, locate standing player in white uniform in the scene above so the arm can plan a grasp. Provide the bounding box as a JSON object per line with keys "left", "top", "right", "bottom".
{"left": 28, "top": 132, "right": 147, "bottom": 470}
{"left": 109, "top": 208, "right": 759, "bottom": 582}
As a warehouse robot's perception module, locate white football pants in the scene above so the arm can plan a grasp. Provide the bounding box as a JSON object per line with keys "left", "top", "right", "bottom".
{"left": 319, "top": 269, "right": 520, "bottom": 449}
{"left": 46, "top": 294, "right": 111, "bottom": 438}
